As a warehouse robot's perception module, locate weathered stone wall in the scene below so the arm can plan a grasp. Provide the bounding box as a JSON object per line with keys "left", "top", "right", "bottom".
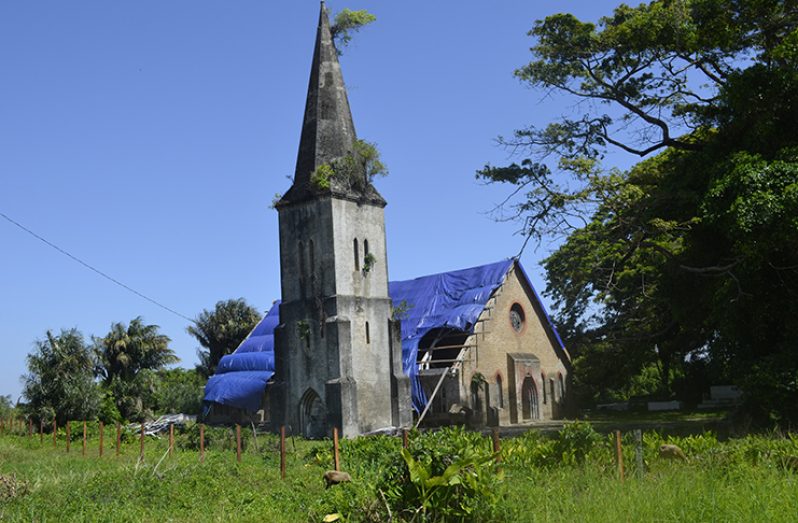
{"left": 273, "top": 195, "right": 410, "bottom": 438}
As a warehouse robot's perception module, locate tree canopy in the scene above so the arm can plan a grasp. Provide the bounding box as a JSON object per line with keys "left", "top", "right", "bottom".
{"left": 330, "top": 8, "right": 376, "bottom": 54}
{"left": 94, "top": 317, "right": 176, "bottom": 421}
{"left": 479, "top": 0, "right": 798, "bottom": 423}
{"left": 22, "top": 329, "right": 100, "bottom": 424}
{"left": 188, "top": 298, "right": 262, "bottom": 378}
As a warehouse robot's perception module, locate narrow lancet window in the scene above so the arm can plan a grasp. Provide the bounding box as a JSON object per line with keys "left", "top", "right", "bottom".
{"left": 298, "top": 241, "right": 306, "bottom": 295}
{"left": 354, "top": 239, "right": 360, "bottom": 271}
{"left": 542, "top": 373, "right": 547, "bottom": 404}
{"left": 365, "top": 321, "right": 370, "bottom": 344}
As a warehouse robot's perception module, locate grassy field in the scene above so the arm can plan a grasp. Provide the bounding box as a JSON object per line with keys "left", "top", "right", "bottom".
{"left": 0, "top": 423, "right": 796, "bottom": 522}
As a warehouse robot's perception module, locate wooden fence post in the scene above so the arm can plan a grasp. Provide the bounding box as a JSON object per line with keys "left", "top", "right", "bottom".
{"left": 39, "top": 420, "right": 43, "bottom": 444}
{"left": 53, "top": 419, "right": 57, "bottom": 448}
{"left": 492, "top": 428, "right": 501, "bottom": 463}
{"left": 332, "top": 427, "right": 340, "bottom": 472}
{"left": 280, "top": 425, "right": 286, "bottom": 480}
{"left": 199, "top": 424, "right": 205, "bottom": 463}
{"left": 615, "top": 430, "right": 625, "bottom": 483}
{"left": 168, "top": 423, "right": 174, "bottom": 457}
{"left": 66, "top": 422, "right": 71, "bottom": 453}
{"left": 116, "top": 423, "right": 121, "bottom": 456}
{"left": 82, "top": 421, "right": 87, "bottom": 457}
{"left": 402, "top": 429, "right": 409, "bottom": 449}
{"left": 236, "top": 424, "right": 242, "bottom": 463}
{"left": 99, "top": 422, "right": 104, "bottom": 457}
{"left": 139, "top": 423, "right": 145, "bottom": 462}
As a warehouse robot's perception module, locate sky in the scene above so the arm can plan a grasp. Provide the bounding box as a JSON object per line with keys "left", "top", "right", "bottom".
{"left": 0, "top": 1, "right": 638, "bottom": 403}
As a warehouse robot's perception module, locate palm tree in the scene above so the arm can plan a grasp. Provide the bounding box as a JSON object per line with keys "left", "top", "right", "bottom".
{"left": 94, "top": 318, "right": 176, "bottom": 421}
{"left": 188, "top": 298, "right": 261, "bottom": 377}
{"left": 95, "top": 317, "right": 176, "bottom": 384}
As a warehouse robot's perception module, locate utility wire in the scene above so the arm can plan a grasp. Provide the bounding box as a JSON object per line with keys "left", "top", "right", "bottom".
{"left": 0, "top": 210, "right": 195, "bottom": 323}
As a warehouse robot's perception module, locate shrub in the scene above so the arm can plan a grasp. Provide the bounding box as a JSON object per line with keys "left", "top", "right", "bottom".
{"left": 176, "top": 423, "right": 237, "bottom": 451}
{"left": 552, "top": 421, "right": 602, "bottom": 465}
{"left": 379, "top": 427, "right": 503, "bottom": 522}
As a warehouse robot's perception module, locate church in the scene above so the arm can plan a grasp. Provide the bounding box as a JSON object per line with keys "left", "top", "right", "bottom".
{"left": 202, "top": 3, "right": 570, "bottom": 438}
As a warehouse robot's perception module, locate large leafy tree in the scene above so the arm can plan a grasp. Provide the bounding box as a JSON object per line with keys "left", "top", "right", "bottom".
{"left": 479, "top": 0, "right": 798, "bottom": 422}
{"left": 188, "top": 298, "right": 261, "bottom": 377}
{"left": 94, "top": 317, "right": 176, "bottom": 421}
{"left": 22, "top": 329, "right": 100, "bottom": 424}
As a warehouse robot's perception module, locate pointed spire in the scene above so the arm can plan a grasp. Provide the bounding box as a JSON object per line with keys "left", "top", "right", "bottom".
{"left": 285, "top": 2, "right": 358, "bottom": 201}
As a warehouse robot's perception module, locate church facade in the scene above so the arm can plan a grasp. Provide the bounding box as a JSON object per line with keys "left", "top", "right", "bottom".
{"left": 202, "top": 4, "right": 570, "bottom": 437}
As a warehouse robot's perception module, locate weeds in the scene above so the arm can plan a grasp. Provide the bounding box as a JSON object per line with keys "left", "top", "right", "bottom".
{"left": 1, "top": 425, "right": 797, "bottom": 522}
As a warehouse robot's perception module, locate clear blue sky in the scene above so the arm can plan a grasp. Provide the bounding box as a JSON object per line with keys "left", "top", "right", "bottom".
{"left": 0, "top": 1, "right": 636, "bottom": 402}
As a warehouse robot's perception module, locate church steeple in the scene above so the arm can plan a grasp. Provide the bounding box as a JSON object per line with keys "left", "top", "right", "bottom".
{"left": 283, "top": 2, "right": 358, "bottom": 202}
{"left": 272, "top": 3, "right": 412, "bottom": 437}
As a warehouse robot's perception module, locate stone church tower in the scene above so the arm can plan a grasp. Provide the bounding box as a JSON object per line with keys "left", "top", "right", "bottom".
{"left": 271, "top": 3, "right": 412, "bottom": 438}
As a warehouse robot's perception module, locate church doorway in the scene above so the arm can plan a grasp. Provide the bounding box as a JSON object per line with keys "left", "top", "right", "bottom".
{"left": 521, "top": 376, "right": 539, "bottom": 421}
{"left": 299, "top": 388, "right": 326, "bottom": 439}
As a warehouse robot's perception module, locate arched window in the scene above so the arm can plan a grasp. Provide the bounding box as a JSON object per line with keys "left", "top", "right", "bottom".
{"left": 309, "top": 239, "right": 315, "bottom": 276}
{"left": 365, "top": 321, "right": 370, "bottom": 344}
{"left": 353, "top": 239, "right": 360, "bottom": 271}
{"left": 496, "top": 374, "right": 504, "bottom": 409}
{"left": 298, "top": 241, "right": 306, "bottom": 295}
{"left": 550, "top": 378, "right": 556, "bottom": 402}
{"left": 363, "top": 239, "right": 369, "bottom": 257}
{"left": 558, "top": 373, "right": 565, "bottom": 399}
{"left": 541, "top": 373, "right": 547, "bottom": 404}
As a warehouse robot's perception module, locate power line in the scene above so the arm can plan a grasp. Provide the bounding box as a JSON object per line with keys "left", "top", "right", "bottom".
{"left": 0, "top": 211, "right": 195, "bottom": 324}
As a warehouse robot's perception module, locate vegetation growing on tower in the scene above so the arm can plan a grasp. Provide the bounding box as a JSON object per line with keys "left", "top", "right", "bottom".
{"left": 311, "top": 139, "right": 388, "bottom": 193}
{"left": 330, "top": 9, "right": 377, "bottom": 55}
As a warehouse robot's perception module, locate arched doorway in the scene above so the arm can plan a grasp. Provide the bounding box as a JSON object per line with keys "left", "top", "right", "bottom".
{"left": 521, "top": 376, "right": 539, "bottom": 421}
{"left": 299, "top": 388, "right": 326, "bottom": 439}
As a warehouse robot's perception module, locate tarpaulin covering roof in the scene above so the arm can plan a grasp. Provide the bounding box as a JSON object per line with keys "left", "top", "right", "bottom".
{"left": 203, "top": 301, "right": 279, "bottom": 413}
{"left": 388, "top": 259, "right": 514, "bottom": 411}
{"left": 203, "top": 259, "right": 565, "bottom": 414}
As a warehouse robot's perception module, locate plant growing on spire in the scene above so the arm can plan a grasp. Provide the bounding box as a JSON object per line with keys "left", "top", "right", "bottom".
{"left": 330, "top": 9, "right": 376, "bottom": 55}
{"left": 310, "top": 139, "right": 388, "bottom": 192}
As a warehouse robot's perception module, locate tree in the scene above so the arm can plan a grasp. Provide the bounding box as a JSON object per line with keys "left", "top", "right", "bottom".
{"left": 188, "top": 298, "right": 261, "bottom": 378}
{"left": 21, "top": 329, "right": 100, "bottom": 424}
{"left": 0, "top": 395, "right": 15, "bottom": 420}
{"left": 479, "top": 0, "right": 798, "bottom": 422}
{"left": 330, "top": 8, "right": 376, "bottom": 54}
{"left": 94, "top": 317, "right": 176, "bottom": 421}
{"left": 152, "top": 368, "right": 205, "bottom": 415}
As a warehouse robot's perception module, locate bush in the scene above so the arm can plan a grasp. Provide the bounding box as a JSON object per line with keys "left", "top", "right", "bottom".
{"left": 552, "top": 421, "right": 603, "bottom": 465}
{"left": 505, "top": 422, "right": 602, "bottom": 469}
{"left": 379, "top": 427, "right": 503, "bottom": 522}
{"left": 175, "top": 422, "right": 240, "bottom": 452}
{"left": 503, "top": 430, "right": 558, "bottom": 469}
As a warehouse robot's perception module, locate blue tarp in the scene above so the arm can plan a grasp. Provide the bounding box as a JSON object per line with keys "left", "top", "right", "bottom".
{"left": 203, "top": 258, "right": 564, "bottom": 414}
{"left": 388, "top": 259, "right": 514, "bottom": 412}
{"left": 203, "top": 301, "right": 279, "bottom": 413}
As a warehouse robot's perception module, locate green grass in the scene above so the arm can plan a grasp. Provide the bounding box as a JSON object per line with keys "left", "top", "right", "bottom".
{"left": 502, "top": 462, "right": 796, "bottom": 522}
{"left": 0, "top": 426, "right": 796, "bottom": 522}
